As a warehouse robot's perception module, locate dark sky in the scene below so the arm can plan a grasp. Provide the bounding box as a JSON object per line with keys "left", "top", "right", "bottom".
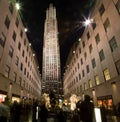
{"left": 19, "top": 0, "right": 95, "bottom": 78}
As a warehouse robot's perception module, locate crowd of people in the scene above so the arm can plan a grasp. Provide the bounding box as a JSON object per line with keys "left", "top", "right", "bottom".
{"left": 0, "top": 94, "right": 120, "bottom": 122}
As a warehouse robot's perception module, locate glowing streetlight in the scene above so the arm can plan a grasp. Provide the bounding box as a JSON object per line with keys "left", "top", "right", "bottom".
{"left": 15, "top": 3, "right": 20, "bottom": 10}
{"left": 83, "top": 18, "right": 93, "bottom": 27}
{"left": 24, "top": 28, "right": 28, "bottom": 32}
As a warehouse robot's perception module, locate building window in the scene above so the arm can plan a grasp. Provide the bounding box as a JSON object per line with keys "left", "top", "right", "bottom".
{"left": 99, "top": 49, "right": 105, "bottom": 61}
{"left": 88, "top": 79, "right": 92, "bottom": 88}
{"left": 22, "top": 50, "right": 25, "bottom": 57}
{"left": 4, "top": 15, "right": 10, "bottom": 29}
{"left": 92, "top": 22, "right": 96, "bottom": 30}
{"left": 89, "top": 44, "right": 93, "bottom": 53}
{"left": 9, "top": 46, "right": 14, "bottom": 58}
{"left": 20, "top": 30, "right": 23, "bottom": 37}
{"left": 87, "top": 32, "right": 90, "bottom": 40}
{"left": 18, "top": 42, "right": 21, "bottom": 50}
{"left": 13, "top": 72, "right": 17, "bottom": 82}
{"left": 79, "top": 48, "right": 81, "bottom": 54}
{"left": 12, "top": 31, "right": 16, "bottom": 41}
{"left": 99, "top": 4, "right": 105, "bottom": 16}
{"left": 115, "top": 60, "right": 120, "bottom": 75}
{"left": 95, "top": 33, "right": 100, "bottom": 44}
{"left": 103, "top": 69, "right": 111, "bottom": 81}
{"left": 116, "top": 0, "right": 120, "bottom": 14}
{"left": 82, "top": 70, "right": 85, "bottom": 77}
{"left": 82, "top": 41, "right": 85, "bottom": 48}
{"left": 15, "top": 56, "right": 19, "bottom": 66}
{"left": 77, "top": 63, "right": 79, "bottom": 69}
{"left": 84, "top": 83, "right": 87, "bottom": 90}
{"left": 9, "top": 3, "right": 14, "bottom": 14}
{"left": 104, "top": 18, "right": 110, "bottom": 32}
{"left": 20, "top": 63, "right": 23, "bottom": 71}
{"left": 0, "top": 32, "right": 6, "bottom": 47}
{"left": 24, "top": 68, "right": 26, "bottom": 75}
{"left": 25, "top": 56, "right": 27, "bottom": 63}
{"left": 92, "top": 58, "right": 96, "bottom": 68}
{"left": 24, "top": 39, "right": 26, "bottom": 45}
{"left": 15, "top": 18, "right": 19, "bottom": 27}
{"left": 109, "top": 36, "right": 118, "bottom": 52}
{"left": 81, "top": 58, "right": 83, "bottom": 65}
{"left": 95, "top": 75, "right": 100, "bottom": 85}
{"left": 5, "top": 65, "right": 10, "bottom": 78}
{"left": 79, "top": 73, "right": 81, "bottom": 80}
{"left": 19, "top": 77, "right": 22, "bottom": 86}
{"left": 86, "top": 65, "right": 90, "bottom": 73}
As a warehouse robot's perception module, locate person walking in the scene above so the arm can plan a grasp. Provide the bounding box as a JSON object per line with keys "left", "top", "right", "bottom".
{"left": 79, "top": 95, "right": 94, "bottom": 122}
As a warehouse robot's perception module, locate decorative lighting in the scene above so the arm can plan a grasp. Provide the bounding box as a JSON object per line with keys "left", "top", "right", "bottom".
{"left": 33, "top": 53, "right": 35, "bottom": 57}
{"left": 73, "top": 50, "right": 75, "bottom": 54}
{"left": 29, "top": 43, "right": 31, "bottom": 46}
{"left": 83, "top": 18, "right": 94, "bottom": 27}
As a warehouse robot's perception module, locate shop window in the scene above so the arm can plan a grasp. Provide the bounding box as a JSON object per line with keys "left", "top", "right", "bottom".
{"left": 99, "top": 49, "right": 105, "bottom": 61}
{"left": 4, "top": 15, "right": 10, "bottom": 29}
{"left": 104, "top": 18, "right": 110, "bottom": 32}
{"left": 109, "top": 36, "right": 118, "bottom": 52}
{"left": 103, "top": 68, "right": 111, "bottom": 81}
{"left": 99, "top": 4, "right": 105, "bottom": 16}
{"left": 0, "top": 32, "right": 6, "bottom": 47}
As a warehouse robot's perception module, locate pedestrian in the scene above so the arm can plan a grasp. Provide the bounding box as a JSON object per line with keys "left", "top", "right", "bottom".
{"left": 79, "top": 95, "right": 94, "bottom": 122}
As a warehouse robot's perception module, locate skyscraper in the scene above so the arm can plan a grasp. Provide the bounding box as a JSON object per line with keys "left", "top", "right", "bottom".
{"left": 42, "top": 4, "right": 61, "bottom": 96}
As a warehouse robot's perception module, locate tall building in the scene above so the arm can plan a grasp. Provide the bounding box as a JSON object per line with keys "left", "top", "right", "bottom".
{"left": 42, "top": 4, "right": 61, "bottom": 96}
{"left": 63, "top": 0, "right": 120, "bottom": 108}
{"left": 0, "top": 0, "right": 42, "bottom": 103}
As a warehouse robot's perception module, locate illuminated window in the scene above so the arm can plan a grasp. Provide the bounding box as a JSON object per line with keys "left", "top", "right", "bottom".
{"left": 5, "top": 65, "right": 10, "bottom": 78}
{"left": 95, "top": 75, "right": 100, "bottom": 85}
{"left": 88, "top": 79, "right": 92, "bottom": 88}
{"left": 84, "top": 83, "right": 87, "bottom": 90}
{"left": 13, "top": 72, "right": 17, "bottom": 82}
{"left": 109, "top": 36, "right": 118, "bottom": 52}
{"left": 103, "top": 69, "right": 111, "bottom": 81}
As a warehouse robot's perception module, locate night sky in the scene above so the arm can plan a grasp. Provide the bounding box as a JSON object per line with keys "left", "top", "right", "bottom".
{"left": 19, "top": 0, "right": 95, "bottom": 78}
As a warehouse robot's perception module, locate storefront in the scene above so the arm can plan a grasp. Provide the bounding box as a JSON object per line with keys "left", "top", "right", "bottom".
{"left": 97, "top": 95, "right": 113, "bottom": 110}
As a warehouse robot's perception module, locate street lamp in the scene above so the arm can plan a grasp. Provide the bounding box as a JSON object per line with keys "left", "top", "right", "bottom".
{"left": 15, "top": 3, "right": 20, "bottom": 10}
